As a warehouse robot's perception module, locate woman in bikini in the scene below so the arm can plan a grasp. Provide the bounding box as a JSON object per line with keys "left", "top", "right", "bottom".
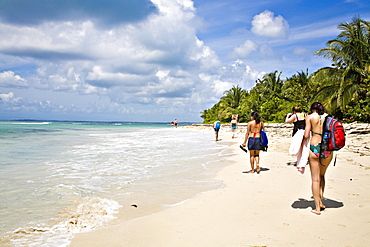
{"left": 304, "top": 102, "right": 333, "bottom": 215}
{"left": 242, "top": 112, "right": 264, "bottom": 174}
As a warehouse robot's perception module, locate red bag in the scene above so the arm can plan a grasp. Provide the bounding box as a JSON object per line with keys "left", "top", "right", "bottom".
{"left": 321, "top": 116, "right": 346, "bottom": 151}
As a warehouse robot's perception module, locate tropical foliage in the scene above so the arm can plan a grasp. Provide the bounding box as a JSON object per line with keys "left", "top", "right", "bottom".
{"left": 201, "top": 16, "right": 370, "bottom": 123}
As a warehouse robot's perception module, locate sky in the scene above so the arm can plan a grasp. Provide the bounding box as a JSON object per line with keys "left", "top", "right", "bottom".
{"left": 0, "top": 0, "right": 369, "bottom": 122}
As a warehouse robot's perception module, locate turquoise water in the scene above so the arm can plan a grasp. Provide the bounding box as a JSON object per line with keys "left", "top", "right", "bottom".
{"left": 0, "top": 121, "right": 232, "bottom": 246}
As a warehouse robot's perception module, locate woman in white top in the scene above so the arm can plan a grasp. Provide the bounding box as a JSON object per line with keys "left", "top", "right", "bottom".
{"left": 230, "top": 117, "right": 238, "bottom": 138}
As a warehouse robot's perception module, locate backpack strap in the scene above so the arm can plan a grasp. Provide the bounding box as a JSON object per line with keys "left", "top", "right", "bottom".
{"left": 319, "top": 115, "right": 327, "bottom": 166}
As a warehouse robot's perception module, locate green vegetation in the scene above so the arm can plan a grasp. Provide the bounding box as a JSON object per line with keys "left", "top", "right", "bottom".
{"left": 201, "top": 16, "right": 370, "bottom": 124}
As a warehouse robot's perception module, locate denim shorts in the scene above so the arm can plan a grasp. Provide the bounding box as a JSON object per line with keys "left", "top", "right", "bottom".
{"left": 248, "top": 137, "right": 260, "bottom": 150}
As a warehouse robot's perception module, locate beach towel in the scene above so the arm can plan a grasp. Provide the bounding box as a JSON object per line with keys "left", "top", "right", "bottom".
{"left": 289, "top": 129, "right": 310, "bottom": 171}
{"left": 289, "top": 129, "right": 304, "bottom": 156}
{"left": 296, "top": 136, "right": 310, "bottom": 168}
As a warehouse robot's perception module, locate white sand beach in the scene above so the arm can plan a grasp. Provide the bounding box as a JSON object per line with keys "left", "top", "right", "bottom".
{"left": 71, "top": 123, "right": 370, "bottom": 247}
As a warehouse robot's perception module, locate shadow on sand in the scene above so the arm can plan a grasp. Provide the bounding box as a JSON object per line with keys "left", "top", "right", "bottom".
{"left": 291, "top": 198, "right": 344, "bottom": 210}
{"left": 242, "top": 167, "right": 270, "bottom": 174}
{"left": 286, "top": 161, "right": 297, "bottom": 166}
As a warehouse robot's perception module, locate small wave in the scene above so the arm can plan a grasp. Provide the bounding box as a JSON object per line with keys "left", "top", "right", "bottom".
{"left": 12, "top": 122, "right": 51, "bottom": 125}
{"left": 63, "top": 197, "right": 121, "bottom": 233}
{"left": 6, "top": 197, "right": 121, "bottom": 247}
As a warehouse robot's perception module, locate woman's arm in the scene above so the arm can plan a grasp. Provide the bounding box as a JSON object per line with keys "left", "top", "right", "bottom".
{"left": 285, "top": 113, "right": 296, "bottom": 123}
{"left": 242, "top": 122, "right": 251, "bottom": 146}
{"left": 304, "top": 116, "right": 311, "bottom": 139}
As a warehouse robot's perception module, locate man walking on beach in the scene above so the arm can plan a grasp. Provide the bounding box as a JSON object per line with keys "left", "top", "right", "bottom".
{"left": 213, "top": 120, "right": 221, "bottom": 141}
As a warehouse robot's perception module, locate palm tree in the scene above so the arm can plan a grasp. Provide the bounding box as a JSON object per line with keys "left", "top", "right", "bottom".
{"left": 283, "top": 69, "right": 315, "bottom": 109}
{"left": 253, "top": 71, "right": 287, "bottom": 121}
{"left": 258, "top": 71, "right": 284, "bottom": 100}
{"left": 314, "top": 16, "right": 370, "bottom": 110}
{"left": 200, "top": 86, "right": 247, "bottom": 123}
{"left": 217, "top": 85, "right": 247, "bottom": 121}
{"left": 310, "top": 68, "right": 343, "bottom": 112}
{"left": 220, "top": 85, "right": 247, "bottom": 109}
{"left": 200, "top": 102, "right": 222, "bottom": 123}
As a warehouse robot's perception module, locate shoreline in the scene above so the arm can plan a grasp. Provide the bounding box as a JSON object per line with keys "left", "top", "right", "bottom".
{"left": 71, "top": 124, "right": 370, "bottom": 246}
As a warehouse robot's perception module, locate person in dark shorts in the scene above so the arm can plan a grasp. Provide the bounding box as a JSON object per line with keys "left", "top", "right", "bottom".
{"left": 213, "top": 120, "right": 221, "bottom": 141}
{"left": 242, "top": 112, "right": 264, "bottom": 174}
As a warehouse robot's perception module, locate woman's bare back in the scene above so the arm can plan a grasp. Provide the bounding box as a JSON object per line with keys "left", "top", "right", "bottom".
{"left": 247, "top": 120, "right": 263, "bottom": 138}
{"left": 308, "top": 112, "right": 327, "bottom": 145}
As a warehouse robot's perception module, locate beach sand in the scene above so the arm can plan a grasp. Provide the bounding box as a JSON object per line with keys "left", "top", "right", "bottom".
{"left": 70, "top": 124, "right": 370, "bottom": 247}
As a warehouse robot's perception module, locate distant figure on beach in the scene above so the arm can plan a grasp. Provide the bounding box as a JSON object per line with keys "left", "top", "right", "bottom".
{"left": 242, "top": 112, "right": 264, "bottom": 174}
{"left": 285, "top": 106, "right": 307, "bottom": 136}
{"left": 174, "top": 119, "right": 178, "bottom": 128}
{"left": 213, "top": 120, "right": 221, "bottom": 141}
{"left": 230, "top": 117, "right": 238, "bottom": 138}
{"left": 286, "top": 106, "right": 309, "bottom": 174}
{"left": 304, "top": 102, "right": 333, "bottom": 215}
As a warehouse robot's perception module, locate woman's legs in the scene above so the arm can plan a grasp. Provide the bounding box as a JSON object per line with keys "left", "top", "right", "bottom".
{"left": 249, "top": 150, "right": 261, "bottom": 173}
{"left": 249, "top": 151, "right": 255, "bottom": 173}
{"left": 255, "top": 150, "right": 260, "bottom": 173}
{"left": 319, "top": 153, "right": 333, "bottom": 207}
{"left": 308, "top": 152, "right": 322, "bottom": 214}
{"left": 308, "top": 151, "right": 332, "bottom": 214}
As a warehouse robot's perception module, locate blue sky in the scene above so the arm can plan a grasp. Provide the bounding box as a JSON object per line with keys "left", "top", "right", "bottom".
{"left": 0, "top": 0, "right": 369, "bottom": 122}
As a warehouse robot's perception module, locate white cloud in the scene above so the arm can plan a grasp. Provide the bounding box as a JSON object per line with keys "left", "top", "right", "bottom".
{"left": 86, "top": 66, "right": 150, "bottom": 88}
{"left": 0, "top": 92, "right": 21, "bottom": 104}
{"left": 0, "top": 71, "right": 28, "bottom": 88}
{"left": 0, "top": 0, "right": 222, "bottom": 106}
{"left": 230, "top": 40, "right": 258, "bottom": 59}
{"left": 0, "top": 0, "right": 284, "bottom": 121}
{"left": 251, "top": 10, "right": 289, "bottom": 38}
{"left": 197, "top": 60, "right": 264, "bottom": 101}
{"left": 226, "top": 60, "right": 265, "bottom": 89}
{"left": 212, "top": 79, "right": 233, "bottom": 96}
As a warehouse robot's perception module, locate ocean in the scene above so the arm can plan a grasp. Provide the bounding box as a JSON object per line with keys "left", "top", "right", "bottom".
{"left": 0, "top": 121, "right": 233, "bottom": 246}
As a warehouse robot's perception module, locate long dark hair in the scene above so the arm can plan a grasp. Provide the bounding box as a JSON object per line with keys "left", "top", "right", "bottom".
{"left": 251, "top": 112, "right": 261, "bottom": 124}
{"left": 310, "top": 102, "right": 325, "bottom": 115}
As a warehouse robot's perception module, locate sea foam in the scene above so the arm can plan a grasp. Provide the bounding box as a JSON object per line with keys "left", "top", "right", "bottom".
{"left": 9, "top": 197, "right": 121, "bottom": 247}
